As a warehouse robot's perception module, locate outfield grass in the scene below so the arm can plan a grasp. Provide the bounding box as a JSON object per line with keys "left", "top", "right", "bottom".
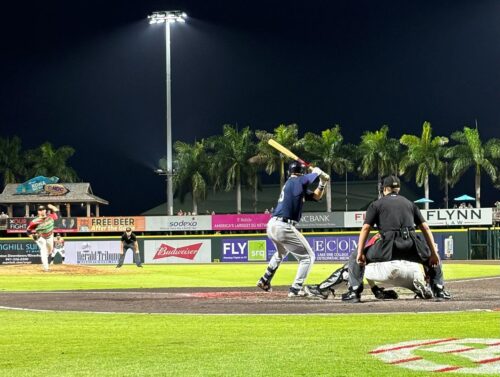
{"left": 0, "top": 263, "right": 498, "bottom": 291}
{"left": 0, "top": 310, "right": 498, "bottom": 377}
{"left": 0, "top": 264, "right": 498, "bottom": 376}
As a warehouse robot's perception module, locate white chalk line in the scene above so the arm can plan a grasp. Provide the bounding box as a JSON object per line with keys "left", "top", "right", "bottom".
{"left": 0, "top": 305, "right": 495, "bottom": 316}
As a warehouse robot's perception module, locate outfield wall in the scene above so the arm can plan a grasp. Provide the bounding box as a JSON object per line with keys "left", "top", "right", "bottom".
{"left": 0, "top": 229, "right": 469, "bottom": 265}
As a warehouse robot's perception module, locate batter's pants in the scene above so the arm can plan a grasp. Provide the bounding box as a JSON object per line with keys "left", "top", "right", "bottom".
{"left": 265, "top": 217, "right": 315, "bottom": 290}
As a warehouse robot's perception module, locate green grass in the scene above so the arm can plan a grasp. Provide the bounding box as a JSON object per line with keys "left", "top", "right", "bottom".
{"left": 0, "top": 310, "right": 498, "bottom": 377}
{"left": 0, "top": 263, "right": 498, "bottom": 292}
{"left": 0, "top": 263, "right": 498, "bottom": 376}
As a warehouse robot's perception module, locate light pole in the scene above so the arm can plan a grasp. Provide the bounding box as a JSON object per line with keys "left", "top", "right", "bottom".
{"left": 148, "top": 10, "right": 187, "bottom": 216}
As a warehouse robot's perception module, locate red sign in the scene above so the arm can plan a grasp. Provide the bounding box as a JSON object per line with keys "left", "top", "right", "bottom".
{"left": 153, "top": 242, "right": 203, "bottom": 260}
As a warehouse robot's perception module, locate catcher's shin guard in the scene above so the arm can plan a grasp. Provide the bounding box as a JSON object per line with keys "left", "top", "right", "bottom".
{"left": 318, "top": 264, "right": 348, "bottom": 291}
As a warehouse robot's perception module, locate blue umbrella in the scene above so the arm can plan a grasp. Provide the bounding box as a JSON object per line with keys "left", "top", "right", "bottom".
{"left": 414, "top": 198, "right": 434, "bottom": 203}
{"left": 454, "top": 194, "right": 475, "bottom": 201}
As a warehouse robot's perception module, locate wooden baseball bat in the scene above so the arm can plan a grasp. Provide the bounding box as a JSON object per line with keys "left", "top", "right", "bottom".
{"left": 267, "top": 139, "right": 330, "bottom": 181}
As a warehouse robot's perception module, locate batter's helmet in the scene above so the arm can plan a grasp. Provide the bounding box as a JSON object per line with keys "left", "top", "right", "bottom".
{"left": 288, "top": 161, "right": 307, "bottom": 175}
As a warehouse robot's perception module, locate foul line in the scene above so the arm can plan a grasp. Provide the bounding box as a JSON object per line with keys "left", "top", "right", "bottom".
{"left": 0, "top": 305, "right": 496, "bottom": 316}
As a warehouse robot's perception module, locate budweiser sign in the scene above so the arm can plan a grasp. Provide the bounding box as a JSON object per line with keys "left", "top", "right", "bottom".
{"left": 153, "top": 242, "right": 203, "bottom": 260}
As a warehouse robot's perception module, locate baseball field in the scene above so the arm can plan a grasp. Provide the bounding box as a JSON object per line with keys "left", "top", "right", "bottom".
{"left": 0, "top": 263, "right": 499, "bottom": 376}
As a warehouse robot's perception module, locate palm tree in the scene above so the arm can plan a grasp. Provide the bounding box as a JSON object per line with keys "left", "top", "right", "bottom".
{"left": 399, "top": 121, "right": 449, "bottom": 209}
{"left": 298, "top": 125, "right": 353, "bottom": 212}
{"left": 25, "top": 142, "right": 78, "bottom": 182}
{"left": 208, "top": 125, "right": 255, "bottom": 213}
{"left": 0, "top": 136, "right": 26, "bottom": 187}
{"left": 445, "top": 126, "right": 500, "bottom": 208}
{"left": 255, "top": 124, "right": 300, "bottom": 188}
{"left": 172, "top": 140, "right": 209, "bottom": 214}
{"left": 357, "top": 125, "right": 400, "bottom": 197}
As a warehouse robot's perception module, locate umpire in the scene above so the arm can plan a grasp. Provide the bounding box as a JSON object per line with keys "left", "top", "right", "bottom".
{"left": 116, "top": 227, "right": 143, "bottom": 268}
{"left": 342, "top": 175, "right": 451, "bottom": 302}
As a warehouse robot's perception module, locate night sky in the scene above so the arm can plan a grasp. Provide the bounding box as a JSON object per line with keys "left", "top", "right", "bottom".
{"left": 1, "top": 0, "right": 499, "bottom": 215}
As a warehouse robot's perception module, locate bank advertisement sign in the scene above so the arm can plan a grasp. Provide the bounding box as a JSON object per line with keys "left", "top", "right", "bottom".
{"left": 144, "top": 239, "right": 211, "bottom": 264}
{"left": 64, "top": 241, "right": 131, "bottom": 265}
{"left": 212, "top": 214, "right": 271, "bottom": 231}
{"left": 221, "top": 236, "right": 357, "bottom": 262}
{"left": 145, "top": 216, "right": 212, "bottom": 231}
{"left": 0, "top": 241, "right": 41, "bottom": 264}
{"left": 297, "top": 212, "right": 344, "bottom": 228}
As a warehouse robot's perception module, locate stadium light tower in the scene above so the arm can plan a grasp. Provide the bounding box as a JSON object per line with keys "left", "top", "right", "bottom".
{"left": 148, "top": 10, "right": 187, "bottom": 216}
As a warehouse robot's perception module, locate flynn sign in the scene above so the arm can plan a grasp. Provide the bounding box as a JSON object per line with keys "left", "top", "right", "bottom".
{"left": 343, "top": 208, "right": 493, "bottom": 228}
{"left": 422, "top": 208, "right": 493, "bottom": 226}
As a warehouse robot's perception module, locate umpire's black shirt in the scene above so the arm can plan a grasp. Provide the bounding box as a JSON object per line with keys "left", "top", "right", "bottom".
{"left": 364, "top": 193, "right": 425, "bottom": 231}
{"left": 121, "top": 232, "right": 137, "bottom": 249}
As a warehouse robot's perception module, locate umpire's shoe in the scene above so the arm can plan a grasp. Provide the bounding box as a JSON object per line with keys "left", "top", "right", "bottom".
{"left": 341, "top": 285, "right": 363, "bottom": 303}
{"left": 257, "top": 278, "right": 272, "bottom": 292}
{"left": 371, "top": 285, "right": 398, "bottom": 300}
{"left": 432, "top": 284, "right": 451, "bottom": 300}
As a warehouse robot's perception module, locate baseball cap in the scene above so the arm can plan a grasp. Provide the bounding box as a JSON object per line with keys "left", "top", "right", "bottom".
{"left": 37, "top": 205, "right": 46, "bottom": 211}
{"left": 125, "top": 227, "right": 132, "bottom": 232}
{"left": 382, "top": 175, "right": 400, "bottom": 188}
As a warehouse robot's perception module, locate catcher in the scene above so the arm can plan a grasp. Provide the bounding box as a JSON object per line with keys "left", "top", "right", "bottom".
{"left": 26, "top": 204, "right": 59, "bottom": 272}
{"left": 306, "top": 260, "right": 433, "bottom": 300}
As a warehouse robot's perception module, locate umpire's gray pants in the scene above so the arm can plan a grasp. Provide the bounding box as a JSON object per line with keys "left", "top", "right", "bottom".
{"left": 266, "top": 217, "right": 315, "bottom": 290}
{"left": 117, "top": 247, "right": 142, "bottom": 267}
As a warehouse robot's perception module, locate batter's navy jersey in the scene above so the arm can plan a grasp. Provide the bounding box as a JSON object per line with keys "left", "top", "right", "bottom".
{"left": 272, "top": 172, "right": 319, "bottom": 222}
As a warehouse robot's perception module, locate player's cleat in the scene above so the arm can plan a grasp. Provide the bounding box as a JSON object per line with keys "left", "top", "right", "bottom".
{"left": 341, "top": 285, "right": 363, "bottom": 303}
{"left": 137, "top": 265, "right": 143, "bottom": 268}
{"left": 432, "top": 285, "right": 451, "bottom": 300}
{"left": 371, "top": 285, "right": 398, "bottom": 300}
{"left": 257, "top": 278, "right": 272, "bottom": 292}
{"left": 412, "top": 280, "right": 433, "bottom": 299}
{"left": 304, "top": 285, "right": 330, "bottom": 300}
{"left": 288, "top": 286, "right": 312, "bottom": 298}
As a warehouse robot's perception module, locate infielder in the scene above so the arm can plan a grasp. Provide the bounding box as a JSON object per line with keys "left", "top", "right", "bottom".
{"left": 257, "top": 162, "right": 327, "bottom": 298}
{"left": 306, "top": 260, "right": 433, "bottom": 300}
{"left": 26, "top": 204, "right": 59, "bottom": 272}
{"left": 51, "top": 233, "right": 65, "bottom": 264}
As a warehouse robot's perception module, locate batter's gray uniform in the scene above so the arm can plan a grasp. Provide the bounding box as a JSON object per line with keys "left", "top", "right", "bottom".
{"left": 257, "top": 164, "right": 325, "bottom": 296}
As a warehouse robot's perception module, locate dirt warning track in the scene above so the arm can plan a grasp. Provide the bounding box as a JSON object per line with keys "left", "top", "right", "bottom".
{"left": 0, "top": 277, "right": 498, "bottom": 315}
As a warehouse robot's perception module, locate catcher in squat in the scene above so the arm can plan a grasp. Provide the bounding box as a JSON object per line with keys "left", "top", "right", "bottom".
{"left": 257, "top": 161, "right": 328, "bottom": 298}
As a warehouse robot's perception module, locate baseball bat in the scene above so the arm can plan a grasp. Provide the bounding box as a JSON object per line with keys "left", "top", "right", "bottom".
{"left": 267, "top": 139, "right": 330, "bottom": 181}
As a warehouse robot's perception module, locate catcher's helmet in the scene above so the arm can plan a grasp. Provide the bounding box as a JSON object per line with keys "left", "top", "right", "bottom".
{"left": 288, "top": 161, "right": 307, "bottom": 175}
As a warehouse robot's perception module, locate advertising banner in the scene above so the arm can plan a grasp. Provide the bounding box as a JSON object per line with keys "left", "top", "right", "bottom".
{"left": 422, "top": 208, "right": 493, "bottom": 226}
{"left": 297, "top": 212, "right": 344, "bottom": 229}
{"left": 7, "top": 217, "right": 80, "bottom": 233}
{"left": 343, "top": 208, "right": 493, "bottom": 227}
{"left": 144, "top": 239, "right": 211, "bottom": 264}
{"left": 212, "top": 214, "right": 271, "bottom": 231}
{"left": 0, "top": 241, "right": 40, "bottom": 264}
{"left": 145, "top": 216, "right": 212, "bottom": 231}
{"left": 220, "top": 236, "right": 357, "bottom": 262}
{"left": 343, "top": 211, "right": 367, "bottom": 228}
{"left": 221, "top": 238, "right": 276, "bottom": 262}
{"left": 77, "top": 217, "right": 145, "bottom": 232}
{"left": 64, "top": 241, "right": 130, "bottom": 264}
{"left": 308, "top": 236, "right": 358, "bottom": 261}
{"left": 6, "top": 217, "right": 29, "bottom": 233}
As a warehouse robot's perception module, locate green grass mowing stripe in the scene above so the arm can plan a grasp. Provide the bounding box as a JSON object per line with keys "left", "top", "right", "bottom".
{"left": 0, "top": 310, "right": 498, "bottom": 377}
{"left": 0, "top": 263, "right": 498, "bottom": 292}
